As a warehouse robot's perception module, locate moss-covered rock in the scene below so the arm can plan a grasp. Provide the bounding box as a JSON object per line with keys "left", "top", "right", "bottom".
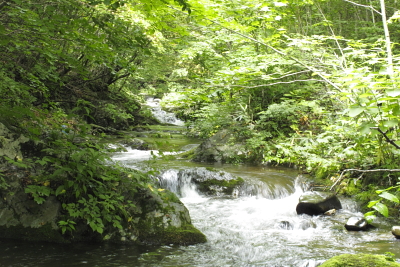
{"left": 132, "top": 189, "right": 206, "bottom": 245}
{"left": 177, "top": 167, "right": 245, "bottom": 196}
{"left": 319, "top": 253, "right": 400, "bottom": 267}
{"left": 192, "top": 129, "right": 247, "bottom": 163}
{"left": 0, "top": 164, "right": 206, "bottom": 245}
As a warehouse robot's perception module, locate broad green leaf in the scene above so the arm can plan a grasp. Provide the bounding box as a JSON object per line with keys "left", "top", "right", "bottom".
{"left": 379, "top": 191, "right": 399, "bottom": 203}
{"left": 360, "top": 123, "right": 375, "bottom": 135}
{"left": 364, "top": 211, "right": 376, "bottom": 223}
{"left": 55, "top": 185, "right": 65, "bottom": 196}
{"left": 386, "top": 89, "right": 400, "bottom": 97}
{"left": 367, "top": 200, "right": 380, "bottom": 208}
{"left": 359, "top": 93, "right": 374, "bottom": 98}
{"left": 372, "top": 202, "right": 389, "bottom": 217}
{"left": 383, "top": 120, "right": 399, "bottom": 128}
{"left": 348, "top": 107, "right": 364, "bottom": 117}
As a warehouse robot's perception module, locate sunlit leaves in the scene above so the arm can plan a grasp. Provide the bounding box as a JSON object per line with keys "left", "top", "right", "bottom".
{"left": 379, "top": 191, "right": 399, "bottom": 204}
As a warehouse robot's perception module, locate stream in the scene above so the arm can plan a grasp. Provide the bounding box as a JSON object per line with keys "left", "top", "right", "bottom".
{"left": 1, "top": 99, "right": 400, "bottom": 266}
{"left": 110, "top": 148, "right": 400, "bottom": 267}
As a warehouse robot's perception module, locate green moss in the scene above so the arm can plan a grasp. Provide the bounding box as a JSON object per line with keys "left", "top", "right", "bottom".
{"left": 196, "top": 177, "right": 244, "bottom": 194}
{"left": 0, "top": 223, "right": 68, "bottom": 243}
{"left": 176, "top": 149, "right": 195, "bottom": 159}
{"left": 146, "top": 125, "right": 185, "bottom": 132}
{"left": 134, "top": 189, "right": 207, "bottom": 245}
{"left": 142, "top": 224, "right": 207, "bottom": 245}
{"left": 320, "top": 254, "right": 400, "bottom": 267}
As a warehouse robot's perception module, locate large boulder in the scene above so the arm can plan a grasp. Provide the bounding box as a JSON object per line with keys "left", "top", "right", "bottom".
{"left": 192, "top": 129, "right": 247, "bottom": 163}
{"left": 129, "top": 189, "right": 206, "bottom": 245}
{"left": 296, "top": 191, "right": 342, "bottom": 216}
{"left": 0, "top": 164, "right": 206, "bottom": 245}
{"left": 0, "top": 122, "right": 206, "bottom": 245}
{"left": 319, "top": 253, "right": 400, "bottom": 267}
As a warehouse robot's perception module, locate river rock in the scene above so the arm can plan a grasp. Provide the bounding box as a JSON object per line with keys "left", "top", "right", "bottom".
{"left": 296, "top": 191, "right": 342, "bottom": 216}
{"left": 0, "top": 119, "right": 206, "bottom": 245}
{"left": 178, "top": 167, "right": 244, "bottom": 196}
{"left": 345, "top": 217, "right": 368, "bottom": 231}
{"left": 0, "top": 164, "right": 206, "bottom": 245}
{"left": 391, "top": 226, "right": 400, "bottom": 238}
{"left": 276, "top": 221, "right": 294, "bottom": 230}
{"left": 319, "top": 253, "right": 400, "bottom": 266}
{"left": 192, "top": 129, "right": 248, "bottom": 163}
{"left": 120, "top": 138, "right": 149, "bottom": 150}
{"left": 298, "top": 219, "right": 317, "bottom": 230}
{"left": 0, "top": 122, "right": 30, "bottom": 160}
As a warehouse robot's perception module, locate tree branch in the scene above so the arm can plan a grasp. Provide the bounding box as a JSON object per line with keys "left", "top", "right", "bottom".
{"left": 211, "top": 79, "right": 324, "bottom": 89}
{"left": 370, "top": 127, "right": 400, "bottom": 149}
{"left": 343, "top": 0, "right": 381, "bottom": 15}
{"left": 167, "top": 5, "right": 343, "bottom": 92}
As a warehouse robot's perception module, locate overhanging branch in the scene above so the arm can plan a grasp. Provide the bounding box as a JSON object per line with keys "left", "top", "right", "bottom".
{"left": 370, "top": 127, "right": 400, "bottom": 149}
{"left": 167, "top": 5, "right": 342, "bottom": 92}
{"left": 329, "top": 168, "right": 400, "bottom": 192}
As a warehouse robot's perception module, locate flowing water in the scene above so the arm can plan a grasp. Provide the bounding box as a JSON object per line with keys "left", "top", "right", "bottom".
{"left": 1, "top": 148, "right": 400, "bottom": 267}
{"left": 1, "top": 103, "right": 400, "bottom": 266}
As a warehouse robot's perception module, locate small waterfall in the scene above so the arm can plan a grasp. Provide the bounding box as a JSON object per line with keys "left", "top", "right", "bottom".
{"left": 158, "top": 169, "right": 202, "bottom": 199}
{"left": 146, "top": 97, "right": 184, "bottom": 126}
{"left": 158, "top": 167, "right": 303, "bottom": 200}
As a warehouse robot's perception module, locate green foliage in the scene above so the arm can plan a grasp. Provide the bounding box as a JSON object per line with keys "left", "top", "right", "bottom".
{"left": 58, "top": 220, "right": 76, "bottom": 235}
{"left": 0, "top": 170, "right": 9, "bottom": 190}
{"left": 25, "top": 185, "right": 52, "bottom": 205}
{"left": 16, "top": 117, "right": 150, "bottom": 235}
{"left": 364, "top": 181, "right": 400, "bottom": 222}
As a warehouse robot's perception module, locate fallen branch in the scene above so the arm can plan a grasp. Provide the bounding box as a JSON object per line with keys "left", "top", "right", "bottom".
{"left": 329, "top": 168, "right": 400, "bottom": 193}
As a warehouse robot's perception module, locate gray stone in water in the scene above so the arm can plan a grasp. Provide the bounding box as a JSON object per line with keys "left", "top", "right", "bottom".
{"left": 277, "top": 221, "right": 294, "bottom": 230}
{"left": 120, "top": 138, "right": 149, "bottom": 150}
{"left": 296, "top": 191, "right": 342, "bottom": 216}
{"left": 345, "top": 217, "right": 368, "bottom": 231}
{"left": 300, "top": 259, "right": 325, "bottom": 267}
{"left": 391, "top": 226, "right": 400, "bottom": 239}
{"left": 177, "top": 167, "right": 244, "bottom": 196}
{"left": 298, "top": 219, "right": 317, "bottom": 230}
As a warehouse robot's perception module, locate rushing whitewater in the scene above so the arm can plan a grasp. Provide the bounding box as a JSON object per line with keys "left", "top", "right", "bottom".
{"left": 147, "top": 168, "right": 396, "bottom": 267}
{"left": 146, "top": 97, "right": 185, "bottom": 126}
{"left": 106, "top": 105, "right": 400, "bottom": 266}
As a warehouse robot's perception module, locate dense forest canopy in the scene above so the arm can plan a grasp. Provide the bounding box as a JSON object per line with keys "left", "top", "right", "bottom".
{"left": 1, "top": 0, "right": 400, "bottom": 233}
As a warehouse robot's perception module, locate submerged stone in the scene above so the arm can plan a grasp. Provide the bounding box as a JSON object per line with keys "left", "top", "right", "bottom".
{"left": 319, "top": 253, "right": 400, "bottom": 267}
{"left": 296, "top": 191, "right": 342, "bottom": 216}
{"left": 276, "top": 221, "right": 294, "bottom": 230}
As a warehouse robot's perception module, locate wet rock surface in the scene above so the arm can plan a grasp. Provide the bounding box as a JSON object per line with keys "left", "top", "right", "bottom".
{"left": 296, "top": 191, "right": 342, "bottom": 216}
{"left": 345, "top": 217, "right": 368, "bottom": 231}
{"left": 178, "top": 167, "right": 244, "bottom": 196}
{"left": 392, "top": 226, "right": 400, "bottom": 239}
